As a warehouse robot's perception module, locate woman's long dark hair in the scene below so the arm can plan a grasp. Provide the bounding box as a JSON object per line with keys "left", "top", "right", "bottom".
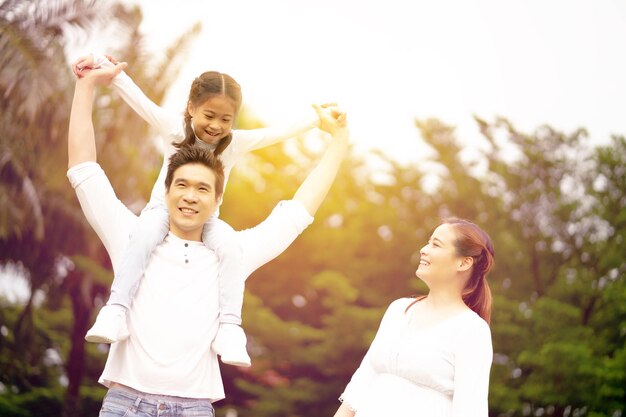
{"left": 174, "top": 71, "right": 242, "bottom": 157}
{"left": 407, "top": 218, "right": 495, "bottom": 324}
{"left": 444, "top": 217, "right": 494, "bottom": 324}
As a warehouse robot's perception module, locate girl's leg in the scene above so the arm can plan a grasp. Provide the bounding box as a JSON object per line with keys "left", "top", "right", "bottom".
{"left": 85, "top": 204, "right": 170, "bottom": 344}
{"left": 107, "top": 205, "right": 170, "bottom": 307}
{"left": 202, "top": 217, "right": 251, "bottom": 367}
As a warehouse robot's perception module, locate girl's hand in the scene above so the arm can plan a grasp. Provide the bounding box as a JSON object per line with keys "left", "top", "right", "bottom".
{"left": 72, "top": 54, "right": 121, "bottom": 79}
{"left": 104, "top": 54, "right": 120, "bottom": 65}
{"left": 314, "top": 103, "right": 347, "bottom": 134}
{"left": 313, "top": 103, "right": 349, "bottom": 145}
{"left": 79, "top": 62, "right": 128, "bottom": 86}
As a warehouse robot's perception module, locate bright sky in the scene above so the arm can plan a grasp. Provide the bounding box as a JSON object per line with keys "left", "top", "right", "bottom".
{"left": 4, "top": 0, "right": 625, "bottom": 303}
{"left": 122, "top": 0, "right": 626, "bottom": 165}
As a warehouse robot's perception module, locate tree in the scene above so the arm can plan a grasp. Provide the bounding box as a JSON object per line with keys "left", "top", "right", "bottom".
{"left": 0, "top": 1, "right": 201, "bottom": 415}
{"left": 2, "top": 3, "right": 624, "bottom": 415}
{"left": 1, "top": 2, "right": 117, "bottom": 413}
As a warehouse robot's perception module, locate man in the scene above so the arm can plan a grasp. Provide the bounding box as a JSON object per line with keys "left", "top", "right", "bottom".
{"left": 68, "top": 64, "right": 349, "bottom": 416}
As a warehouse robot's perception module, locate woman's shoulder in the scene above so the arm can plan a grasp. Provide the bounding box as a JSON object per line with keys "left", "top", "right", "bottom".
{"left": 372, "top": 298, "right": 415, "bottom": 330}
{"left": 386, "top": 297, "right": 417, "bottom": 315}
{"left": 456, "top": 310, "right": 492, "bottom": 338}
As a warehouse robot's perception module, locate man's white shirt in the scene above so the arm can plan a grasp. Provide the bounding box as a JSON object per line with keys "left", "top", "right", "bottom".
{"left": 68, "top": 162, "right": 313, "bottom": 401}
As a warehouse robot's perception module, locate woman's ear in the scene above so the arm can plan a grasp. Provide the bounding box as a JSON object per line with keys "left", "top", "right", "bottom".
{"left": 187, "top": 100, "right": 194, "bottom": 115}
{"left": 458, "top": 256, "right": 474, "bottom": 272}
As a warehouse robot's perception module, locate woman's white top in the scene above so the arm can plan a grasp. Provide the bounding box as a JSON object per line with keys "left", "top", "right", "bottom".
{"left": 340, "top": 298, "right": 493, "bottom": 417}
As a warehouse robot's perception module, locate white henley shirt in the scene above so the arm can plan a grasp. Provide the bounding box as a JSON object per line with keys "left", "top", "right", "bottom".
{"left": 68, "top": 162, "right": 313, "bottom": 401}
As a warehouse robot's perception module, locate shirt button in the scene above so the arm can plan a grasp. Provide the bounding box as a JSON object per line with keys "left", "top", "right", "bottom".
{"left": 185, "top": 259, "right": 189, "bottom": 264}
{"left": 184, "top": 243, "right": 188, "bottom": 247}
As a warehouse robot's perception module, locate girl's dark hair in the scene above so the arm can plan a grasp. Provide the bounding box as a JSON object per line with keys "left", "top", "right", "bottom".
{"left": 174, "top": 71, "right": 242, "bottom": 157}
{"left": 165, "top": 146, "right": 225, "bottom": 199}
{"left": 407, "top": 218, "right": 495, "bottom": 324}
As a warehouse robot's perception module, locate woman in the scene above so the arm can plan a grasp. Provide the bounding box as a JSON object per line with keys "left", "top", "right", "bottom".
{"left": 334, "top": 218, "right": 494, "bottom": 417}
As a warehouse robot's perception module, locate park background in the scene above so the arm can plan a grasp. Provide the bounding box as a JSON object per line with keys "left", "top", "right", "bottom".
{"left": 0, "top": 0, "right": 625, "bottom": 416}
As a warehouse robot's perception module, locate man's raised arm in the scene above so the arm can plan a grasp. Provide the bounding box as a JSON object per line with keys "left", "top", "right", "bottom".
{"left": 68, "top": 63, "right": 126, "bottom": 168}
{"left": 293, "top": 105, "right": 349, "bottom": 216}
{"left": 67, "top": 62, "right": 136, "bottom": 266}
{"left": 238, "top": 107, "right": 350, "bottom": 276}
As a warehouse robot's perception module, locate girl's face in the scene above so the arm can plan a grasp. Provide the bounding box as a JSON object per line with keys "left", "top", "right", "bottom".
{"left": 188, "top": 95, "right": 237, "bottom": 145}
{"left": 416, "top": 224, "right": 463, "bottom": 285}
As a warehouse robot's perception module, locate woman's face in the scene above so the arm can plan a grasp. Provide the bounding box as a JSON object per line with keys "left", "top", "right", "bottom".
{"left": 416, "top": 223, "right": 463, "bottom": 284}
{"left": 188, "top": 95, "right": 237, "bottom": 145}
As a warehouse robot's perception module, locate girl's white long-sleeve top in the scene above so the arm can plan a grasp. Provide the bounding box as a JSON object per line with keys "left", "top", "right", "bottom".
{"left": 93, "top": 54, "right": 318, "bottom": 205}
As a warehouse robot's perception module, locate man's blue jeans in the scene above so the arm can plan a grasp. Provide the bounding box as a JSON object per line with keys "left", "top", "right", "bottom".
{"left": 99, "top": 386, "right": 215, "bottom": 417}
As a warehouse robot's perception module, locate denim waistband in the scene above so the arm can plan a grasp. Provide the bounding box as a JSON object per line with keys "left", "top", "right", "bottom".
{"left": 108, "top": 383, "right": 213, "bottom": 404}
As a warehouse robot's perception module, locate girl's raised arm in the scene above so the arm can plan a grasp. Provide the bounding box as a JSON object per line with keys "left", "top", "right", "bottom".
{"left": 232, "top": 111, "right": 318, "bottom": 153}
{"left": 231, "top": 103, "right": 343, "bottom": 158}
{"left": 73, "top": 53, "right": 179, "bottom": 151}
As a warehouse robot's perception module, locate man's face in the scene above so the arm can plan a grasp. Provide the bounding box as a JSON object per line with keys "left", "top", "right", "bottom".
{"left": 165, "top": 163, "right": 220, "bottom": 241}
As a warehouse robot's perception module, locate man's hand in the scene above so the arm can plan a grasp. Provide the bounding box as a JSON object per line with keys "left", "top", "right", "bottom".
{"left": 78, "top": 62, "right": 128, "bottom": 87}
{"left": 313, "top": 103, "right": 348, "bottom": 135}
{"left": 72, "top": 54, "right": 121, "bottom": 79}
{"left": 72, "top": 54, "right": 96, "bottom": 78}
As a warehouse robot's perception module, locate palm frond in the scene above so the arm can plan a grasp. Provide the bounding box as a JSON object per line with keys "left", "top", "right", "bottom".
{"left": 0, "top": 25, "right": 62, "bottom": 120}
{"left": 0, "top": 0, "right": 25, "bottom": 18}
{"left": 34, "top": 0, "right": 105, "bottom": 40}
{"left": 0, "top": 149, "right": 44, "bottom": 241}
{"left": 0, "top": 0, "right": 108, "bottom": 121}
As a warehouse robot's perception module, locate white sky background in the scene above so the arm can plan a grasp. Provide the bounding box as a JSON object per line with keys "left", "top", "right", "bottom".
{"left": 120, "top": 0, "right": 626, "bottom": 165}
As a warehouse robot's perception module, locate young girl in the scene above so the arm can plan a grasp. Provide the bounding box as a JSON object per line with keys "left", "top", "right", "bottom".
{"left": 73, "top": 53, "right": 339, "bottom": 368}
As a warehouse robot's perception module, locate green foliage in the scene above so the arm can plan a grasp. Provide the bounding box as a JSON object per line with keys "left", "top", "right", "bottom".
{"left": 0, "top": 1, "right": 201, "bottom": 416}
{"left": 1, "top": 2, "right": 625, "bottom": 417}
{"left": 0, "top": 388, "right": 63, "bottom": 417}
{"left": 0, "top": 385, "right": 105, "bottom": 417}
